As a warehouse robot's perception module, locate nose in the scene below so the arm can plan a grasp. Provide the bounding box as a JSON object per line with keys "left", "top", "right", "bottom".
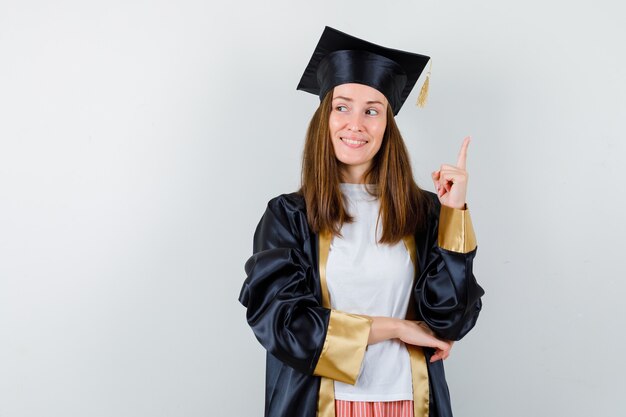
{"left": 347, "top": 111, "right": 365, "bottom": 132}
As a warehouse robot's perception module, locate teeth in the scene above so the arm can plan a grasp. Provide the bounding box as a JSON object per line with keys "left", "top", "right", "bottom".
{"left": 341, "top": 137, "right": 367, "bottom": 145}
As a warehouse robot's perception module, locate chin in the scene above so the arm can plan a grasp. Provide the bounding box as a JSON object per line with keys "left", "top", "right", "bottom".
{"left": 336, "top": 157, "right": 369, "bottom": 167}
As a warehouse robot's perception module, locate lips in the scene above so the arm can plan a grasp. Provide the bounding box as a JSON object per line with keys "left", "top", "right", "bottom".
{"left": 340, "top": 137, "right": 368, "bottom": 148}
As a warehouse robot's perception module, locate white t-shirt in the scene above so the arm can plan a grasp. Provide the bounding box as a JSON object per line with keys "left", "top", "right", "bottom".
{"left": 326, "top": 183, "right": 414, "bottom": 401}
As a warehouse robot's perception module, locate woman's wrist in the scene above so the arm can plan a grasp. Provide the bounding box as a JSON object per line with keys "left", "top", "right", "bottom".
{"left": 389, "top": 317, "right": 403, "bottom": 339}
{"left": 367, "top": 316, "right": 403, "bottom": 345}
{"left": 441, "top": 202, "right": 467, "bottom": 210}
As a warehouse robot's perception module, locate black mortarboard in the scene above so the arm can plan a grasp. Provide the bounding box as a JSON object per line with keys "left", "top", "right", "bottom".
{"left": 296, "top": 26, "right": 432, "bottom": 116}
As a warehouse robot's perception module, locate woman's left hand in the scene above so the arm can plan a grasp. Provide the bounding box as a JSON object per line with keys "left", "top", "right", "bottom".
{"left": 416, "top": 321, "right": 455, "bottom": 362}
{"left": 431, "top": 136, "right": 471, "bottom": 209}
{"left": 430, "top": 340, "right": 455, "bottom": 362}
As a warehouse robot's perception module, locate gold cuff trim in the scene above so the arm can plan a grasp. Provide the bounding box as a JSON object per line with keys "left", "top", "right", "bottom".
{"left": 313, "top": 310, "right": 372, "bottom": 384}
{"left": 437, "top": 204, "right": 477, "bottom": 253}
{"left": 407, "top": 345, "right": 430, "bottom": 417}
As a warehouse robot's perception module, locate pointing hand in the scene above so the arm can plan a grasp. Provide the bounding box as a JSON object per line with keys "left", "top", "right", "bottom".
{"left": 431, "top": 136, "right": 470, "bottom": 209}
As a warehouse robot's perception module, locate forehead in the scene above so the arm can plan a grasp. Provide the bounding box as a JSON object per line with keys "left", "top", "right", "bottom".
{"left": 332, "top": 83, "right": 388, "bottom": 104}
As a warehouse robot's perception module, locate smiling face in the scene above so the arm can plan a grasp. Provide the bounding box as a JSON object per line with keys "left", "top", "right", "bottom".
{"left": 329, "top": 83, "right": 388, "bottom": 183}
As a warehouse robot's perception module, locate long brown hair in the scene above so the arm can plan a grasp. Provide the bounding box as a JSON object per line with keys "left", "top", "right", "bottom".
{"left": 298, "top": 88, "right": 433, "bottom": 244}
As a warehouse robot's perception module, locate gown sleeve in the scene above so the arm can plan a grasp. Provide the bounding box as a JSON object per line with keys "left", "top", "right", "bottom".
{"left": 238, "top": 195, "right": 372, "bottom": 385}
{"left": 414, "top": 195, "right": 485, "bottom": 341}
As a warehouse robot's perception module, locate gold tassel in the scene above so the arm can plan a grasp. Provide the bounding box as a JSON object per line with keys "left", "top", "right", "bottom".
{"left": 416, "top": 59, "right": 432, "bottom": 108}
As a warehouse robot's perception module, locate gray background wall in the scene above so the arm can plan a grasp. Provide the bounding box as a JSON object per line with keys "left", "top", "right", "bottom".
{"left": 1, "top": 0, "right": 624, "bottom": 416}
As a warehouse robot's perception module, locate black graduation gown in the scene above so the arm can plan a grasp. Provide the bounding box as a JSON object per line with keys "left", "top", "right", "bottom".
{"left": 238, "top": 190, "right": 484, "bottom": 417}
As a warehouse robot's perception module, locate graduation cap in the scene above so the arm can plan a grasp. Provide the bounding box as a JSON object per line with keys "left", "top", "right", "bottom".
{"left": 296, "top": 26, "right": 432, "bottom": 116}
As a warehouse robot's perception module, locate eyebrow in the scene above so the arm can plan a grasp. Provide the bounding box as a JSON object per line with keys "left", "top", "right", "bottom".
{"left": 332, "top": 96, "right": 385, "bottom": 106}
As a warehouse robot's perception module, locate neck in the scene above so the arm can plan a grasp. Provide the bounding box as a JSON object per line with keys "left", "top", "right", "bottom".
{"left": 339, "top": 162, "right": 371, "bottom": 184}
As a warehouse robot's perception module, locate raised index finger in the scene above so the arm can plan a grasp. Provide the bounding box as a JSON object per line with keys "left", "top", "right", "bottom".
{"left": 456, "top": 136, "right": 471, "bottom": 169}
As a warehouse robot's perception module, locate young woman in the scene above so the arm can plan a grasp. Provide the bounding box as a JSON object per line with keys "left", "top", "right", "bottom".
{"left": 238, "top": 26, "right": 485, "bottom": 417}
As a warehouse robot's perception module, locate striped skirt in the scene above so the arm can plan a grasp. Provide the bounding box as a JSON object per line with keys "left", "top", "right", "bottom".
{"left": 335, "top": 400, "right": 413, "bottom": 417}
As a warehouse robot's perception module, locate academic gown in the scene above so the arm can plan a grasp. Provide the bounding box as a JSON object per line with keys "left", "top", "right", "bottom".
{"left": 238, "top": 190, "right": 484, "bottom": 417}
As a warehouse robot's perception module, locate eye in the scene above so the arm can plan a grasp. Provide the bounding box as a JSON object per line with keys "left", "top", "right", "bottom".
{"left": 366, "top": 108, "right": 379, "bottom": 116}
{"left": 335, "top": 105, "right": 348, "bottom": 112}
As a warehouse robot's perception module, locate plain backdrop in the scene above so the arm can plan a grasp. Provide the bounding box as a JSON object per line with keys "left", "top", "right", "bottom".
{"left": 1, "top": 0, "right": 625, "bottom": 416}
